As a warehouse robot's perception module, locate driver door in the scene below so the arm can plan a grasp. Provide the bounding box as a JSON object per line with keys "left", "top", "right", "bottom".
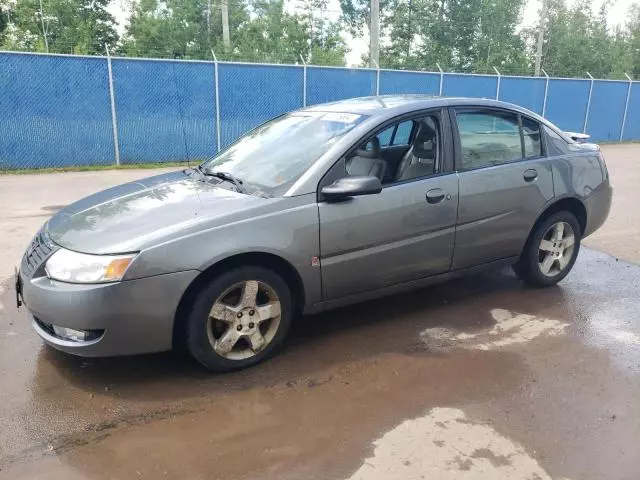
{"left": 317, "top": 110, "right": 459, "bottom": 300}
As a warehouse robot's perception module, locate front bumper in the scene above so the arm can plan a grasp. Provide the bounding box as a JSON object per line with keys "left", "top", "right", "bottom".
{"left": 21, "top": 269, "right": 199, "bottom": 357}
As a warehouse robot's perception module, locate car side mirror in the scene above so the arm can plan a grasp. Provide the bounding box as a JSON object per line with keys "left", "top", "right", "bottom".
{"left": 321, "top": 176, "right": 382, "bottom": 202}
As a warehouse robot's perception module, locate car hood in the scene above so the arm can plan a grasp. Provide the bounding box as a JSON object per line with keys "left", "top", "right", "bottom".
{"left": 47, "top": 170, "right": 271, "bottom": 254}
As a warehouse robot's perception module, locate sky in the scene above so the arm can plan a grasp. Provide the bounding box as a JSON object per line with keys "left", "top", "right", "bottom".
{"left": 106, "top": 0, "right": 639, "bottom": 66}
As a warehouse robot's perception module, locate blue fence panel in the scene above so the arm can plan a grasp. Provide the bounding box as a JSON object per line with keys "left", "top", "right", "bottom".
{"left": 499, "top": 77, "right": 546, "bottom": 114}
{"left": 379, "top": 70, "right": 440, "bottom": 95}
{"left": 112, "top": 59, "right": 216, "bottom": 163}
{"left": 5, "top": 52, "right": 640, "bottom": 171}
{"left": 585, "top": 80, "right": 628, "bottom": 142}
{"left": 622, "top": 83, "right": 640, "bottom": 141}
{"left": 0, "top": 53, "right": 114, "bottom": 168}
{"left": 218, "top": 63, "right": 303, "bottom": 148}
{"left": 544, "top": 79, "right": 590, "bottom": 133}
{"left": 442, "top": 74, "right": 498, "bottom": 98}
{"left": 307, "top": 67, "right": 376, "bottom": 105}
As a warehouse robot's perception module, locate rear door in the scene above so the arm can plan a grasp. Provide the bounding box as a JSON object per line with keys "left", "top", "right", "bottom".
{"left": 451, "top": 107, "right": 554, "bottom": 270}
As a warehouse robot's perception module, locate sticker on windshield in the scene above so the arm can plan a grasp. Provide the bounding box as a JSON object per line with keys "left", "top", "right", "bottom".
{"left": 321, "top": 112, "right": 362, "bottom": 124}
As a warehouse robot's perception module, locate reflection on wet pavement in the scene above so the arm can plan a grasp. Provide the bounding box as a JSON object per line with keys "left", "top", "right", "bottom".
{"left": 1, "top": 248, "right": 639, "bottom": 479}
{"left": 420, "top": 308, "right": 569, "bottom": 351}
{"left": 348, "top": 408, "right": 556, "bottom": 480}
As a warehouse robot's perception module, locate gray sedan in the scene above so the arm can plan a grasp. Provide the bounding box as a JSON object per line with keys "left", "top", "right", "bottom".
{"left": 17, "top": 96, "right": 612, "bottom": 371}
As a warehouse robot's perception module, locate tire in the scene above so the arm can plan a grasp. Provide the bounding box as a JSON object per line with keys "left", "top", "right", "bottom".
{"left": 513, "top": 211, "right": 581, "bottom": 287}
{"left": 185, "top": 266, "right": 293, "bottom": 372}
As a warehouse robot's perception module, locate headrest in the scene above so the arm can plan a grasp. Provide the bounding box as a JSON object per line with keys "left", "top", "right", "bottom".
{"left": 355, "top": 136, "right": 381, "bottom": 158}
{"left": 412, "top": 120, "right": 437, "bottom": 158}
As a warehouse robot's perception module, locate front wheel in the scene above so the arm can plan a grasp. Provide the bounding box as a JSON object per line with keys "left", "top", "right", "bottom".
{"left": 185, "top": 266, "right": 293, "bottom": 372}
{"left": 514, "top": 211, "right": 581, "bottom": 287}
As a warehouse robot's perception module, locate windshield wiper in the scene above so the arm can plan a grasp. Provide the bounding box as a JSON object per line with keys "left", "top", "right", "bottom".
{"left": 201, "top": 168, "right": 247, "bottom": 194}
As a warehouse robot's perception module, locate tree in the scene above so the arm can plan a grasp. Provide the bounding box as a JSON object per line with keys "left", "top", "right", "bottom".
{"left": 609, "top": 26, "right": 633, "bottom": 79}
{"left": 122, "top": 0, "right": 249, "bottom": 59}
{"left": 122, "top": 0, "right": 347, "bottom": 65}
{"left": 230, "top": 0, "right": 308, "bottom": 62}
{"left": 294, "top": 0, "right": 348, "bottom": 65}
{"left": 378, "top": 0, "right": 422, "bottom": 69}
{"left": 376, "top": 0, "right": 527, "bottom": 73}
{"left": 523, "top": 0, "right": 629, "bottom": 78}
{"left": 2, "top": 0, "right": 118, "bottom": 54}
{"left": 624, "top": 3, "right": 640, "bottom": 79}
{"left": 230, "top": 0, "right": 347, "bottom": 64}
{"left": 0, "top": 0, "right": 11, "bottom": 41}
{"left": 340, "top": 0, "right": 387, "bottom": 37}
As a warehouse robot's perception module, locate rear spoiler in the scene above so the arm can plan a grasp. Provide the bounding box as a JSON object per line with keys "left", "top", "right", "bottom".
{"left": 564, "top": 131, "right": 591, "bottom": 143}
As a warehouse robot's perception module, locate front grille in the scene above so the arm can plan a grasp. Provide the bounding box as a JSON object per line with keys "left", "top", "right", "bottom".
{"left": 21, "top": 228, "right": 57, "bottom": 278}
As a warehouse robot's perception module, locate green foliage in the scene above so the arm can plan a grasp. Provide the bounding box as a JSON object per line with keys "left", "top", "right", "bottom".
{"left": 4, "top": 0, "right": 640, "bottom": 79}
{"left": 521, "top": 0, "right": 613, "bottom": 78}
{"left": 378, "top": 0, "right": 528, "bottom": 73}
{"left": 122, "top": 0, "right": 249, "bottom": 59}
{"left": 2, "top": 0, "right": 117, "bottom": 54}
{"left": 120, "top": 0, "right": 346, "bottom": 64}
{"left": 228, "top": 0, "right": 310, "bottom": 63}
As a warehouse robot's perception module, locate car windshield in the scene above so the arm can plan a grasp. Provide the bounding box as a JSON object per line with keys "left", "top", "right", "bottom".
{"left": 201, "top": 111, "right": 367, "bottom": 196}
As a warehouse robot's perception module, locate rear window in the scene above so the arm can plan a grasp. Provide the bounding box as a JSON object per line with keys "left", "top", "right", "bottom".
{"left": 456, "top": 111, "right": 522, "bottom": 170}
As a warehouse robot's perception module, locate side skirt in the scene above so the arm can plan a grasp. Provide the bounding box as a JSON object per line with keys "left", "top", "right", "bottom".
{"left": 304, "top": 256, "right": 519, "bottom": 315}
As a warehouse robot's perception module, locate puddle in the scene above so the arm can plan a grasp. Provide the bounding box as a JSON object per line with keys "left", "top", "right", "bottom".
{"left": 420, "top": 308, "right": 569, "bottom": 351}
{"left": 347, "top": 407, "right": 563, "bottom": 480}
{"left": 586, "top": 305, "right": 640, "bottom": 347}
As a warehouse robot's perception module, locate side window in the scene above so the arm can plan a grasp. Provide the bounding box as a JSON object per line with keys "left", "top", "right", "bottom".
{"left": 377, "top": 126, "right": 394, "bottom": 146}
{"left": 456, "top": 111, "right": 522, "bottom": 170}
{"left": 345, "top": 114, "right": 440, "bottom": 184}
{"left": 375, "top": 120, "right": 412, "bottom": 147}
{"left": 393, "top": 121, "right": 412, "bottom": 145}
{"left": 393, "top": 115, "right": 440, "bottom": 182}
{"left": 522, "top": 117, "right": 542, "bottom": 158}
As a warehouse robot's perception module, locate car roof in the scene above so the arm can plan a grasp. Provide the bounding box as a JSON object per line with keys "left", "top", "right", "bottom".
{"left": 302, "top": 95, "right": 535, "bottom": 119}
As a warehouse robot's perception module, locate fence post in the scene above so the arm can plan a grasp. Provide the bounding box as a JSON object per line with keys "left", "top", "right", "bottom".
{"left": 105, "top": 46, "right": 120, "bottom": 166}
{"left": 541, "top": 68, "right": 549, "bottom": 117}
{"left": 620, "top": 73, "right": 633, "bottom": 142}
{"left": 493, "top": 66, "right": 501, "bottom": 100}
{"left": 299, "top": 54, "right": 307, "bottom": 107}
{"left": 212, "top": 49, "right": 221, "bottom": 152}
{"left": 374, "top": 60, "right": 380, "bottom": 96}
{"left": 436, "top": 63, "right": 444, "bottom": 96}
{"left": 583, "top": 72, "right": 594, "bottom": 134}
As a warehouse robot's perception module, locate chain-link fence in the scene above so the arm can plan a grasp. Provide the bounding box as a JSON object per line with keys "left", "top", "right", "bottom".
{"left": 1, "top": 50, "right": 639, "bottom": 170}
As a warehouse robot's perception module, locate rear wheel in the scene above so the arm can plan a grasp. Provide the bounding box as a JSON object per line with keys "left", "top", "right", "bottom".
{"left": 514, "top": 211, "right": 581, "bottom": 287}
{"left": 185, "top": 266, "right": 292, "bottom": 372}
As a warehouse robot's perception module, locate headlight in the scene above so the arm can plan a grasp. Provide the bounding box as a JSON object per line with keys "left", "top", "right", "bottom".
{"left": 45, "top": 249, "right": 137, "bottom": 283}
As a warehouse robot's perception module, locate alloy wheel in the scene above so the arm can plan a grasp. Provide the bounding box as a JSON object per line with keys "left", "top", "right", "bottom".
{"left": 206, "top": 280, "right": 282, "bottom": 360}
{"left": 537, "top": 221, "right": 576, "bottom": 277}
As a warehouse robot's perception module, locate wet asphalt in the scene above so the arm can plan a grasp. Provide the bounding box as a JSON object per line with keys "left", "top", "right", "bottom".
{"left": 1, "top": 146, "right": 639, "bottom": 480}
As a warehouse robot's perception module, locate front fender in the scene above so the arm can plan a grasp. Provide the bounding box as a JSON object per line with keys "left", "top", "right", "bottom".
{"left": 124, "top": 194, "right": 322, "bottom": 309}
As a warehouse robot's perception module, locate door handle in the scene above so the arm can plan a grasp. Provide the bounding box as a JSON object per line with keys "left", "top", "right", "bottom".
{"left": 523, "top": 169, "right": 538, "bottom": 182}
{"left": 426, "top": 188, "right": 445, "bottom": 204}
